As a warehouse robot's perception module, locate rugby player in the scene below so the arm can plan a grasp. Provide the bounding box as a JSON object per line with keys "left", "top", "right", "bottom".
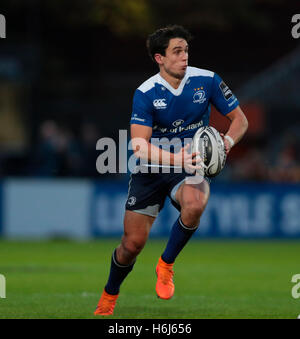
{"left": 94, "top": 25, "right": 248, "bottom": 315}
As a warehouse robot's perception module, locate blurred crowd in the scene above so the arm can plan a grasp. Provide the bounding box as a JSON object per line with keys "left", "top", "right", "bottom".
{"left": 224, "top": 127, "right": 300, "bottom": 183}
{"left": 28, "top": 120, "right": 101, "bottom": 178}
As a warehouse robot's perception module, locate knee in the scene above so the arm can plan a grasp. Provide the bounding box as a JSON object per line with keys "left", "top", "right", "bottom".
{"left": 121, "top": 235, "right": 146, "bottom": 257}
{"left": 182, "top": 200, "right": 206, "bottom": 219}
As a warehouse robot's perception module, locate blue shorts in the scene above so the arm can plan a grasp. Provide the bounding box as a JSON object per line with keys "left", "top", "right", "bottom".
{"left": 125, "top": 168, "right": 209, "bottom": 217}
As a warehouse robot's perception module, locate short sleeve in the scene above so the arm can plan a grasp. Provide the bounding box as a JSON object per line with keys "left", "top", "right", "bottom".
{"left": 130, "top": 89, "right": 153, "bottom": 127}
{"left": 211, "top": 73, "right": 239, "bottom": 115}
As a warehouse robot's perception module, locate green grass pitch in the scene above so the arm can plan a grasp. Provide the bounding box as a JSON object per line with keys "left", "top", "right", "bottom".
{"left": 0, "top": 239, "right": 299, "bottom": 319}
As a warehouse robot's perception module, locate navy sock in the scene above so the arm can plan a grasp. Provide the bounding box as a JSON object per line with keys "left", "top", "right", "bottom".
{"left": 104, "top": 249, "right": 135, "bottom": 295}
{"left": 161, "top": 217, "right": 198, "bottom": 264}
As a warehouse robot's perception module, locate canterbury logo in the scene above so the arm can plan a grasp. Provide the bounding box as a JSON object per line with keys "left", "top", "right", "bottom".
{"left": 153, "top": 99, "right": 167, "bottom": 109}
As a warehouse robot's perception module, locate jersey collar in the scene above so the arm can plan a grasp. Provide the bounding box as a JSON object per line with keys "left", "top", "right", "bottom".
{"left": 157, "top": 68, "right": 190, "bottom": 96}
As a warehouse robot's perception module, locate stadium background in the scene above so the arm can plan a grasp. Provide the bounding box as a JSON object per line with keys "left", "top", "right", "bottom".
{"left": 0, "top": 0, "right": 299, "bottom": 319}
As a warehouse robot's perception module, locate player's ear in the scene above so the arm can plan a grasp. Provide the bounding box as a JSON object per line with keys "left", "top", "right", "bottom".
{"left": 154, "top": 53, "right": 163, "bottom": 65}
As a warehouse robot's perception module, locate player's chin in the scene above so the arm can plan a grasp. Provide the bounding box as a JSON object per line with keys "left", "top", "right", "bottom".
{"left": 174, "top": 69, "right": 186, "bottom": 79}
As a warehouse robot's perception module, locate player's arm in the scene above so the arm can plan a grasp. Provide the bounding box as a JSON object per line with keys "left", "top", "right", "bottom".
{"left": 131, "top": 124, "right": 200, "bottom": 170}
{"left": 222, "top": 105, "right": 248, "bottom": 154}
{"left": 210, "top": 73, "right": 248, "bottom": 154}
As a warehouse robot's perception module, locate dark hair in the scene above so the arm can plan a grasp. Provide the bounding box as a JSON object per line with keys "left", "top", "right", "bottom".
{"left": 146, "top": 25, "right": 192, "bottom": 63}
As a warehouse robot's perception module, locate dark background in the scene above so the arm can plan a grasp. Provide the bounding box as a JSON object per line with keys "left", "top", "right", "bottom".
{"left": 0, "top": 0, "right": 299, "bottom": 181}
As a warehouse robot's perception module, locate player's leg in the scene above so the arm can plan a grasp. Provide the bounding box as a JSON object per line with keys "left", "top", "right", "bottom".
{"left": 94, "top": 210, "right": 155, "bottom": 315}
{"left": 106, "top": 210, "right": 155, "bottom": 290}
{"left": 117, "top": 210, "right": 155, "bottom": 265}
{"left": 156, "top": 178, "right": 210, "bottom": 299}
{"left": 177, "top": 178, "right": 210, "bottom": 227}
{"left": 162, "top": 179, "right": 210, "bottom": 263}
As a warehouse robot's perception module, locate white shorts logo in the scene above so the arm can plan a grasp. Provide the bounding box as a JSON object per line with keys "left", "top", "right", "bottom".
{"left": 127, "top": 196, "right": 137, "bottom": 206}
{"left": 153, "top": 99, "right": 167, "bottom": 109}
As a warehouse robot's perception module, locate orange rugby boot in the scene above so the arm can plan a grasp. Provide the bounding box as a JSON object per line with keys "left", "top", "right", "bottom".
{"left": 94, "top": 289, "right": 119, "bottom": 316}
{"left": 155, "top": 257, "right": 175, "bottom": 300}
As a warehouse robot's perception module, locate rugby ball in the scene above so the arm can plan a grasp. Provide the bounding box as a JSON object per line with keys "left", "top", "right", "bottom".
{"left": 192, "top": 126, "right": 226, "bottom": 177}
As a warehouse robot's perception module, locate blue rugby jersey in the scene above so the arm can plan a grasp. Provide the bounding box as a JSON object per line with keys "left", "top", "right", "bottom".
{"left": 131, "top": 66, "right": 239, "bottom": 151}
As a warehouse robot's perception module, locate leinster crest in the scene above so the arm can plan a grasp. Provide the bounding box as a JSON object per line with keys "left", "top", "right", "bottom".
{"left": 193, "top": 90, "right": 206, "bottom": 104}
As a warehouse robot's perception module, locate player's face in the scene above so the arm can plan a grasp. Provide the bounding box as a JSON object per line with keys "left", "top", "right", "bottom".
{"left": 159, "top": 38, "right": 189, "bottom": 80}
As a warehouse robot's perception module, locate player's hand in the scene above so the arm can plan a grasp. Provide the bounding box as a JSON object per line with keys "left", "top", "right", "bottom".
{"left": 174, "top": 144, "right": 204, "bottom": 174}
{"left": 220, "top": 133, "right": 232, "bottom": 155}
